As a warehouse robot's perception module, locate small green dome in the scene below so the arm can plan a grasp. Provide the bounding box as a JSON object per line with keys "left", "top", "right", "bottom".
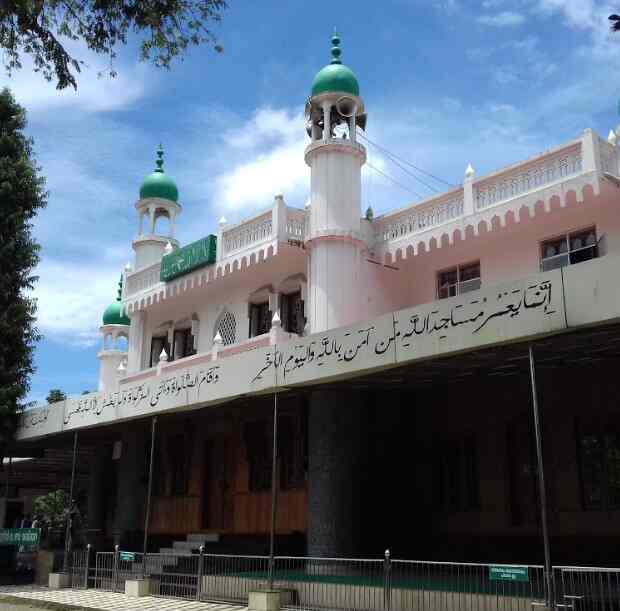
{"left": 139, "top": 145, "right": 178, "bottom": 202}
{"left": 311, "top": 32, "right": 359, "bottom": 97}
{"left": 102, "top": 276, "right": 130, "bottom": 326}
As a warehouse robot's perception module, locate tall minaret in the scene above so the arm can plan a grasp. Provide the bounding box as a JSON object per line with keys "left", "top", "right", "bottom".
{"left": 305, "top": 32, "right": 367, "bottom": 332}
{"left": 133, "top": 145, "right": 181, "bottom": 270}
{"left": 98, "top": 276, "right": 130, "bottom": 392}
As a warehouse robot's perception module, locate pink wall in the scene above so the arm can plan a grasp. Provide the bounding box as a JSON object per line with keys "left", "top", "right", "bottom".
{"left": 370, "top": 183, "right": 620, "bottom": 316}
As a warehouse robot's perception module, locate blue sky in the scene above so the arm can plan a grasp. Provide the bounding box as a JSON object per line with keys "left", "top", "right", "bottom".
{"left": 1, "top": 0, "right": 619, "bottom": 403}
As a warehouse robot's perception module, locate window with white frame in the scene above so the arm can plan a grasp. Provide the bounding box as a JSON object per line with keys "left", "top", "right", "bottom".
{"left": 437, "top": 262, "right": 481, "bottom": 299}
{"left": 540, "top": 227, "right": 598, "bottom": 272}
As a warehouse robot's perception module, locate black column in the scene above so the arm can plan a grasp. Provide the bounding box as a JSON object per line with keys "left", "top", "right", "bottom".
{"left": 86, "top": 444, "right": 107, "bottom": 549}
{"left": 307, "top": 389, "right": 364, "bottom": 558}
{"left": 113, "top": 427, "right": 147, "bottom": 549}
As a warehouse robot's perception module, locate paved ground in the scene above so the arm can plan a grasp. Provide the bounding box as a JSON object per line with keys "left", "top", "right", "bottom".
{"left": 0, "top": 586, "right": 248, "bottom": 611}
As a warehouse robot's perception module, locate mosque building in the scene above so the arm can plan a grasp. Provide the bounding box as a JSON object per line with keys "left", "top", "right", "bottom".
{"left": 10, "top": 33, "right": 620, "bottom": 567}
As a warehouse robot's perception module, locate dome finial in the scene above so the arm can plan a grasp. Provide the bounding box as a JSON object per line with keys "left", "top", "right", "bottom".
{"left": 155, "top": 143, "right": 164, "bottom": 173}
{"left": 116, "top": 274, "right": 123, "bottom": 302}
{"left": 331, "top": 29, "right": 342, "bottom": 65}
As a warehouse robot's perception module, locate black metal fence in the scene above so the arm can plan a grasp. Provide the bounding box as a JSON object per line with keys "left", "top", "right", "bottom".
{"left": 63, "top": 550, "right": 620, "bottom": 611}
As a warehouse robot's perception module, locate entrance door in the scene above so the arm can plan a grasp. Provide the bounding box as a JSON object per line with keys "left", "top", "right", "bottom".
{"left": 201, "top": 439, "right": 232, "bottom": 530}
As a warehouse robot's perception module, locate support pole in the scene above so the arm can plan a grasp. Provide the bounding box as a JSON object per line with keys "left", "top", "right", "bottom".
{"left": 63, "top": 431, "right": 78, "bottom": 573}
{"left": 142, "top": 416, "right": 157, "bottom": 579}
{"left": 528, "top": 346, "right": 553, "bottom": 607}
{"left": 268, "top": 391, "right": 279, "bottom": 590}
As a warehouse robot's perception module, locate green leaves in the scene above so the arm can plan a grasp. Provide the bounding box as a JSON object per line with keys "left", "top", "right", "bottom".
{"left": 46, "top": 389, "right": 67, "bottom": 404}
{"left": 1, "top": 0, "right": 227, "bottom": 89}
{"left": 0, "top": 88, "right": 45, "bottom": 463}
{"left": 33, "top": 489, "right": 68, "bottom": 529}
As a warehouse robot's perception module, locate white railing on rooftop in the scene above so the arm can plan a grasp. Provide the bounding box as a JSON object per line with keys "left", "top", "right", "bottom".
{"left": 374, "top": 132, "right": 613, "bottom": 245}
{"left": 286, "top": 208, "right": 306, "bottom": 242}
{"left": 222, "top": 210, "right": 273, "bottom": 256}
{"left": 124, "top": 203, "right": 307, "bottom": 299}
{"left": 475, "top": 145, "right": 582, "bottom": 210}
{"left": 124, "top": 261, "right": 161, "bottom": 298}
{"left": 378, "top": 194, "right": 464, "bottom": 242}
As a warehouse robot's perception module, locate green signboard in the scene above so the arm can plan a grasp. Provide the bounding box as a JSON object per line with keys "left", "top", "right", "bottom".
{"left": 0, "top": 528, "right": 40, "bottom": 546}
{"left": 160, "top": 235, "right": 217, "bottom": 282}
{"left": 119, "top": 551, "right": 136, "bottom": 562}
{"left": 489, "top": 566, "right": 529, "bottom": 582}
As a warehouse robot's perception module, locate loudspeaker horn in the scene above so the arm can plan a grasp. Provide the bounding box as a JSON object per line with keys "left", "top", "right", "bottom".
{"left": 336, "top": 96, "right": 357, "bottom": 118}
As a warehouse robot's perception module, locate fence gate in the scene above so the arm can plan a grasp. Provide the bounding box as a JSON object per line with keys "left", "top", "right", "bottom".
{"left": 554, "top": 567, "right": 620, "bottom": 611}
{"left": 69, "top": 548, "right": 90, "bottom": 589}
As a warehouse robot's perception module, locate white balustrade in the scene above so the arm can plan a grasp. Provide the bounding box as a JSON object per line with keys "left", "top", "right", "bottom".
{"left": 222, "top": 211, "right": 273, "bottom": 256}
{"left": 124, "top": 262, "right": 162, "bottom": 297}
{"left": 475, "top": 146, "right": 583, "bottom": 210}
{"left": 378, "top": 195, "right": 464, "bottom": 242}
{"left": 286, "top": 208, "right": 307, "bottom": 241}
{"left": 598, "top": 139, "right": 617, "bottom": 176}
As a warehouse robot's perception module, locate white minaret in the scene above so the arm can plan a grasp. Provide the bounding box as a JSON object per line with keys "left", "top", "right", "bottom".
{"left": 133, "top": 145, "right": 181, "bottom": 270}
{"left": 305, "top": 32, "right": 367, "bottom": 332}
{"left": 98, "top": 276, "right": 130, "bottom": 392}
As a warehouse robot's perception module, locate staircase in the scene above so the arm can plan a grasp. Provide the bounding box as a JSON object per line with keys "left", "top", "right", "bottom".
{"left": 158, "top": 533, "right": 221, "bottom": 559}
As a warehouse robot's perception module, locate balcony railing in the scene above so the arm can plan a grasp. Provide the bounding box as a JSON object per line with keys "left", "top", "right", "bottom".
{"left": 475, "top": 145, "right": 582, "bottom": 210}
{"left": 124, "top": 203, "right": 307, "bottom": 299}
{"left": 377, "top": 192, "right": 464, "bottom": 242}
{"left": 222, "top": 210, "right": 273, "bottom": 256}
{"left": 124, "top": 261, "right": 162, "bottom": 298}
{"left": 286, "top": 208, "right": 306, "bottom": 242}
{"left": 374, "top": 131, "right": 611, "bottom": 247}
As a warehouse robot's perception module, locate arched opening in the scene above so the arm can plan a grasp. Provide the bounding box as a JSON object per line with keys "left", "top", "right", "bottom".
{"left": 153, "top": 208, "right": 171, "bottom": 235}
{"left": 115, "top": 334, "right": 128, "bottom": 351}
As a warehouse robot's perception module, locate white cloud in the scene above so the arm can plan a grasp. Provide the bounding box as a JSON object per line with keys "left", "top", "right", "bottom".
{"left": 534, "top": 0, "right": 607, "bottom": 30}
{"left": 1, "top": 41, "right": 150, "bottom": 113}
{"left": 477, "top": 11, "right": 526, "bottom": 27}
{"left": 33, "top": 259, "right": 123, "bottom": 347}
{"left": 211, "top": 107, "right": 309, "bottom": 213}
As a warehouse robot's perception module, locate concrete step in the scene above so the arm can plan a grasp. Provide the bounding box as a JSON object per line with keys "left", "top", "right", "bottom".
{"left": 186, "top": 533, "right": 221, "bottom": 543}
{"left": 157, "top": 547, "right": 191, "bottom": 556}
{"left": 172, "top": 541, "right": 200, "bottom": 552}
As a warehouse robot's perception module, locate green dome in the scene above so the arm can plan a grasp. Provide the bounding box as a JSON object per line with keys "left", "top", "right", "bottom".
{"left": 139, "top": 145, "right": 178, "bottom": 202}
{"left": 102, "top": 276, "right": 130, "bottom": 326}
{"left": 103, "top": 301, "right": 130, "bottom": 326}
{"left": 311, "top": 32, "right": 359, "bottom": 97}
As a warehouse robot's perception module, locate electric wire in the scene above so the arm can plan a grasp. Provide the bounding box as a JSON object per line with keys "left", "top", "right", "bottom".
{"left": 358, "top": 132, "right": 457, "bottom": 189}
{"left": 362, "top": 135, "right": 440, "bottom": 194}
{"left": 366, "top": 162, "right": 424, "bottom": 200}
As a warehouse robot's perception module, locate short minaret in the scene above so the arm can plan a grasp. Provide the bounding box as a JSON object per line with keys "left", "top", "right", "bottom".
{"left": 133, "top": 145, "right": 182, "bottom": 270}
{"left": 305, "top": 32, "right": 367, "bottom": 332}
{"left": 98, "top": 276, "right": 131, "bottom": 392}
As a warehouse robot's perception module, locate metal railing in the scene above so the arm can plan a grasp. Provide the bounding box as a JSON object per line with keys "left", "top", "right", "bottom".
{"left": 199, "top": 552, "right": 270, "bottom": 604}
{"left": 70, "top": 551, "right": 620, "bottom": 610}
{"left": 148, "top": 551, "right": 201, "bottom": 600}
{"left": 389, "top": 560, "right": 545, "bottom": 611}
{"left": 554, "top": 566, "right": 620, "bottom": 611}
{"left": 69, "top": 547, "right": 90, "bottom": 589}
{"left": 275, "top": 556, "right": 385, "bottom": 611}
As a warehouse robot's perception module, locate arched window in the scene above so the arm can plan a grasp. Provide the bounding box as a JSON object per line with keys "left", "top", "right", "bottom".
{"left": 215, "top": 310, "right": 236, "bottom": 346}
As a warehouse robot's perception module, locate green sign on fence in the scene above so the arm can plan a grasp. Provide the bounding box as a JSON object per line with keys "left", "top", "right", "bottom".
{"left": 119, "top": 551, "right": 135, "bottom": 562}
{"left": 489, "top": 566, "right": 529, "bottom": 582}
{"left": 160, "top": 235, "right": 217, "bottom": 282}
{"left": 0, "top": 528, "right": 40, "bottom": 546}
